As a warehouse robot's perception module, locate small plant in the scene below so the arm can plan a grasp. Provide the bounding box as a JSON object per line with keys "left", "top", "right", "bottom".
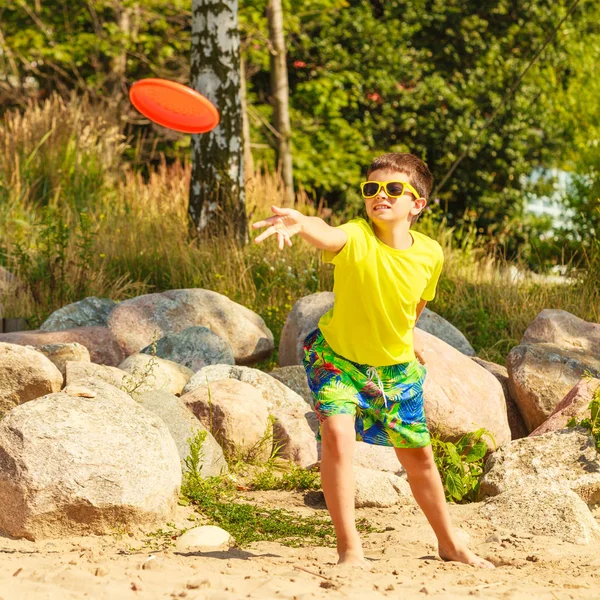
{"left": 249, "top": 460, "right": 321, "bottom": 492}
{"left": 141, "top": 523, "right": 187, "bottom": 552}
{"left": 431, "top": 428, "right": 495, "bottom": 503}
{"left": 567, "top": 376, "right": 600, "bottom": 451}
{"left": 121, "top": 335, "right": 160, "bottom": 398}
{"left": 180, "top": 428, "right": 372, "bottom": 547}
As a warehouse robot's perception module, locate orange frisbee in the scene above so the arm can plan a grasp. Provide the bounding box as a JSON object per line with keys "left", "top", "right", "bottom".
{"left": 129, "top": 78, "right": 220, "bottom": 133}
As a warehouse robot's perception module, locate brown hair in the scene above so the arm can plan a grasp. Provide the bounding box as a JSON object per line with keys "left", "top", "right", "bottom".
{"left": 366, "top": 153, "right": 433, "bottom": 200}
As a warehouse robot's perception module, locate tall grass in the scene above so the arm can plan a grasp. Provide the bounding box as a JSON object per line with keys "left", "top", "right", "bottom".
{"left": 0, "top": 94, "right": 598, "bottom": 366}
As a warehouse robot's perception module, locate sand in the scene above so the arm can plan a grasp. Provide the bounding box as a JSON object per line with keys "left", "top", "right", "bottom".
{"left": 1, "top": 490, "right": 599, "bottom": 600}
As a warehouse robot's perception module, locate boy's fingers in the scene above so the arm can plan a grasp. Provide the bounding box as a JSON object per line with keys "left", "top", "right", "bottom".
{"left": 252, "top": 217, "right": 275, "bottom": 229}
{"left": 254, "top": 226, "right": 276, "bottom": 243}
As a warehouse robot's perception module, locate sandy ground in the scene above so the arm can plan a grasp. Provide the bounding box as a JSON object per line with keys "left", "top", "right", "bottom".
{"left": 1, "top": 491, "right": 599, "bottom": 600}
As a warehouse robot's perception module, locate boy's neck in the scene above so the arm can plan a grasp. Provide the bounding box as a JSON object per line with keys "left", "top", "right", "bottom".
{"left": 370, "top": 219, "right": 414, "bottom": 250}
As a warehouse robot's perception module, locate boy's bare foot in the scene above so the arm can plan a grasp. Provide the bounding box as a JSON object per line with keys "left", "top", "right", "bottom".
{"left": 336, "top": 550, "right": 371, "bottom": 570}
{"left": 439, "top": 544, "right": 495, "bottom": 569}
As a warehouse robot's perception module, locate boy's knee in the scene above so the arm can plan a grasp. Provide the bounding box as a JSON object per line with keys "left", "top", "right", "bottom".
{"left": 396, "top": 446, "right": 437, "bottom": 475}
{"left": 321, "top": 417, "right": 355, "bottom": 458}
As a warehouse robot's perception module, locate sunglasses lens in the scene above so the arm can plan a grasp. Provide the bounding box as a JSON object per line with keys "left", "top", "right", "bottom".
{"left": 362, "top": 182, "right": 380, "bottom": 197}
{"left": 385, "top": 183, "right": 405, "bottom": 197}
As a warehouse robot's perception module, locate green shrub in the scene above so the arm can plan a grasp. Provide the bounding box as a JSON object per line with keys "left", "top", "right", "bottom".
{"left": 431, "top": 428, "right": 495, "bottom": 503}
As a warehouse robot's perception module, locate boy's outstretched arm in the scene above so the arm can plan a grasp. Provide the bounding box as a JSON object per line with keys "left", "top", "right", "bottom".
{"left": 252, "top": 205, "right": 347, "bottom": 253}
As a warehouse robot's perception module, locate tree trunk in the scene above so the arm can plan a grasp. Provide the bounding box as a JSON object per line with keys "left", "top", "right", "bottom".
{"left": 240, "top": 57, "right": 254, "bottom": 181}
{"left": 190, "top": 0, "right": 247, "bottom": 245}
{"left": 266, "top": 0, "right": 294, "bottom": 207}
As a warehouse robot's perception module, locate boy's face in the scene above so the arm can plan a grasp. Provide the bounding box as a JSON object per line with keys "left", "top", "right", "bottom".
{"left": 363, "top": 169, "right": 427, "bottom": 225}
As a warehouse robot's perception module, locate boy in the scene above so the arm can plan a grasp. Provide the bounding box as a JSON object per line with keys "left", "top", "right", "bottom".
{"left": 252, "top": 153, "right": 493, "bottom": 570}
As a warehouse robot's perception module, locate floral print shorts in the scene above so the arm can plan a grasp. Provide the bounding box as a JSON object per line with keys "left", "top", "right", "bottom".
{"left": 302, "top": 328, "right": 430, "bottom": 448}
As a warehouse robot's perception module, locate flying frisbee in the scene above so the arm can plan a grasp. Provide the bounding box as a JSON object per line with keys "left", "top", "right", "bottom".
{"left": 129, "top": 78, "right": 220, "bottom": 134}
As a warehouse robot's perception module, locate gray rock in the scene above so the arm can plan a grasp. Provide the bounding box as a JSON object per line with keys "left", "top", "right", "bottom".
{"left": 0, "top": 327, "right": 126, "bottom": 366}
{"left": 531, "top": 377, "right": 600, "bottom": 437}
{"left": 34, "top": 342, "right": 91, "bottom": 376}
{"left": 119, "top": 354, "right": 193, "bottom": 396}
{"left": 141, "top": 326, "right": 235, "bottom": 373}
{"left": 278, "top": 292, "right": 334, "bottom": 366}
{"left": 354, "top": 466, "right": 413, "bottom": 508}
{"left": 41, "top": 297, "right": 117, "bottom": 331}
{"left": 479, "top": 428, "right": 600, "bottom": 506}
{"left": 65, "top": 361, "right": 135, "bottom": 392}
{"left": 0, "top": 342, "right": 63, "bottom": 417}
{"left": 0, "top": 380, "right": 181, "bottom": 540}
{"left": 182, "top": 365, "right": 317, "bottom": 466}
{"left": 183, "top": 364, "right": 311, "bottom": 413}
{"left": 138, "top": 390, "right": 228, "bottom": 476}
{"left": 522, "top": 309, "right": 600, "bottom": 356}
{"left": 507, "top": 343, "right": 600, "bottom": 431}
{"left": 176, "top": 526, "right": 231, "bottom": 550}
{"left": 478, "top": 488, "right": 600, "bottom": 545}
{"left": 107, "top": 289, "right": 274, "bottom": 365}
{"left": 183, "top": 378, "right": 272, "bottom": 463}
{"left": 471, "top": 357, "right": 528, "bottom": 440}
{"left": 416, "top": 308, "right": 475, "bottom": 356}
{"left": 268, "top": 365, "right": 313, "bottom": 406}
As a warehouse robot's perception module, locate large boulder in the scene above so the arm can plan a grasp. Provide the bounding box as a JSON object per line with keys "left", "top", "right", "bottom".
{"left": 65, "top": 361, "right": 134, "bottom": 391}
{"left": 0, "top": 380, "right": 181, "bottom": 540}
{"left": 471, "top": 357, "right": 528, "bottom": 440}
{"left": 0, "top": 326, "right": 127, "bottom": 366}
{"left": 415, "top": 329, "right": 511, "bottom": 447}
{"left": 33, "top": 342, "right": 91, "bottom": 376}
{"left": 182, "top": 365, "right": 317, "bottom": 466}
{"left": 118, "top": 354, "right": 193, "bottom": 396}
{"left": 140, "top": 326, "right": 235, "bottom": 372}
{"left": 506, "top": 343, "right": 600, "bottom": 431}
{"left": 182, "top": 378, "right": 272, "bottom": 463}
{"left": 522, "top": 309, "right": 600, "bottom": 356}
{"left": 272, "top": 408, "right": 318, "bottom": 468}
{"left": 268, "top": 365, "right": 313, "bottom": 405}
{"left": 40, "top": 297, "right": 117, "bottom": 331}
{"left": 138, "top": 390, "right": 228, "bottom": 476}
{"left": 530, "top": 377, "right": 600, "bottom": 437}
{"left": 478, "top": 487, "right": 600, "bottom": 545}
{"left": 479, "top": 428, "right": 600, "bottom": 506}
{"left": 416, "top": 308, "right": 475, "bottom": 356}
{"left": 183, "top": 364, "right": 311, "bottom": 413}
{"left": 0, "top": 343, "right": 63, "bottom": 417}
{"left": 107, "top": 289, "right": 273, "bottom": 365}
{"left": 278, "top": 292, "right": 334, "bottom": 366}
{"left": 353, "top": 466, "right": 412, "bottom": 508}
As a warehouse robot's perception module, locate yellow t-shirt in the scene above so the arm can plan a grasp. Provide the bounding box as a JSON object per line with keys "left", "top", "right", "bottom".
{"left": 318, "top": 218, "right": 444, "bottom": 366}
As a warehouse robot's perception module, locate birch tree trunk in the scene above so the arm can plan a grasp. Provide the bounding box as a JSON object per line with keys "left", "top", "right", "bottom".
{"left": 266, "top": 0, "right": 294, "bottom": 207}
{"left": 190, "top": 0, "right": 247, "bottom": 245}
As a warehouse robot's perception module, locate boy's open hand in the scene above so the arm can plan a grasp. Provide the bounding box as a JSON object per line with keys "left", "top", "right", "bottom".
{"left": 252, "top": 205, "right": 304, "bottom": 250}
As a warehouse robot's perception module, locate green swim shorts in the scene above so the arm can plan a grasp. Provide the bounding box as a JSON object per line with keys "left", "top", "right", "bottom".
{"left": 302, "top": 327, "right": 431, "bottom": 448}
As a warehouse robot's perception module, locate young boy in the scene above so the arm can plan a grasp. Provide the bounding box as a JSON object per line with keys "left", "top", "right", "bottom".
{"left": 252, "top": 153, "right": 494, "bottom": 570}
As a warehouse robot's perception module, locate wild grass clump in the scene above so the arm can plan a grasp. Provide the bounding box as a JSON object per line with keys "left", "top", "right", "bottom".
{"left": 181, "top": 429, "right": 371, "bottom": 547}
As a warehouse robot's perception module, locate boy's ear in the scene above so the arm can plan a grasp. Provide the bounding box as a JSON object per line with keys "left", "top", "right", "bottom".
{"left": 412, "top": 196, "right": 428, "bottom": 217}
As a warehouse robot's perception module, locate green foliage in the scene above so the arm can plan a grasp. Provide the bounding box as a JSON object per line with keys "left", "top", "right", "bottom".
{"left": 431, "top": 428, "right": 494, "bottom": 503}
{"left": 180, "top": 428, "right": 372, "bottom": 547}
{"left": 4, "top": 1, "right": 599, "bottom": 252}
{"left": 567, "top": 377, "right": 600, "bottom": 452}
{"left": 249, "top": 460, "right": 321, "bottom": 492}
{"left": 10, "top": 208, "right": 96, "bottom": 325}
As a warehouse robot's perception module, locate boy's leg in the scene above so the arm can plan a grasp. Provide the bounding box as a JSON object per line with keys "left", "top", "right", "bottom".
{"left": 394, "top": 446, "right": 494, "bottom": 569}
{"left": 320, "top": 414, "right": 370, "bottom": 568}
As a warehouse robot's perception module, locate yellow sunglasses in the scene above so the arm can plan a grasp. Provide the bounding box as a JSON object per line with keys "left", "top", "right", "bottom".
{"left": 360, "top": 180, "right": 421, "bottom": 200}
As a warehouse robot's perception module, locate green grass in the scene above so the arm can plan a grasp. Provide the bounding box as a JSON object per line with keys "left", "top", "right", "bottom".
{"left": 181, "top": 430, "right": 373, "bottom": 547}
{"left": 567, "top": 374, "right": 600, "bottom": 452}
